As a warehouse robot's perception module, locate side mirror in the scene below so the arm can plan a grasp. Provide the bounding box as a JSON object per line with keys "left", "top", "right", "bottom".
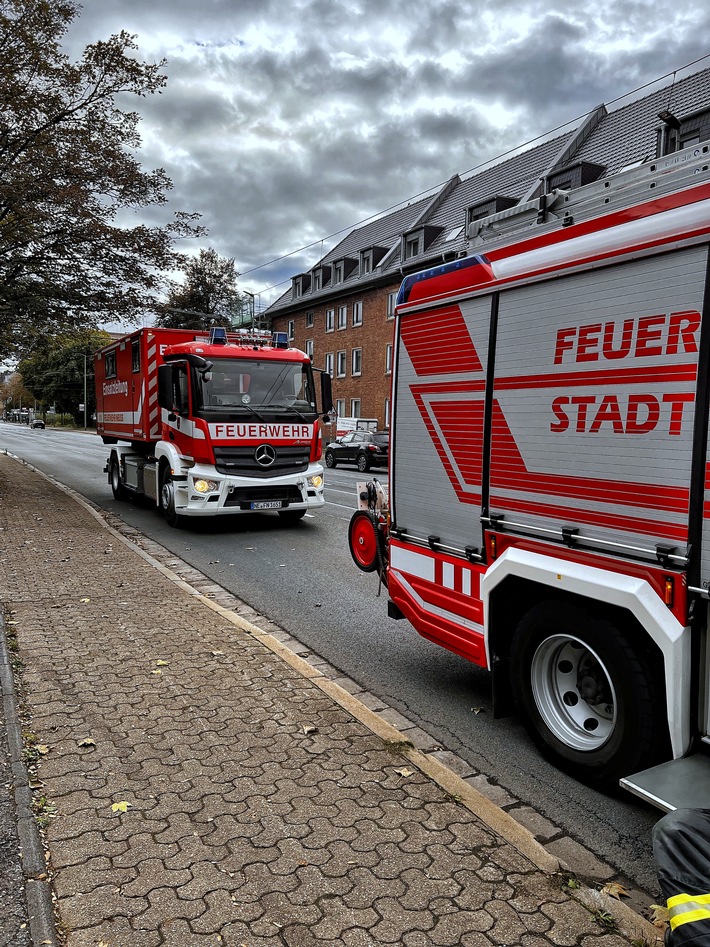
{"left": 157, "top": 364, "right": 174, "bottom": 410}
{"left": 320, "top": 371, "right": 333, "bottom": 415}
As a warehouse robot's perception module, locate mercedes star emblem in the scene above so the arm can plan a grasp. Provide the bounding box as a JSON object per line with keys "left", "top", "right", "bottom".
{"left": 255, "top": 443, "right": 277, "bottom": 467}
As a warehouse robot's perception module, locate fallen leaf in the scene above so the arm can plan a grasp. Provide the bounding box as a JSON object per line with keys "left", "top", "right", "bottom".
{"left": 394, "top": 767, "right": 414, "bottom": 778}
{"left": 36, "top": 745, "right": 49, "bottom": 755}
{"left": 155, "top": 660, "right": 169, "bottom": 667}
{"left": 302, "top": 725, "right": 318, "bottom": 735}
{"left": 111, "top": 801, "right": 133, "bottom": 813}
{"left": 471, "top": 707, "right": 483, "bottom": 714}
{"left": 211, "top": 650, "right": 224, "bottom": 656}
{"left": 650, "top": 904, "right": 669, "bottom": 929}
{"left": 80, "top": 598, "right": 90, "bottom": 603}
{"left": 602, "top": 881, "right": 630, "bottom": 900}
{"left": 151, "top": 670, "right": 162, "bottom": 676}
{"left": 78, "top": 738, "right": 96, "bottom": 748}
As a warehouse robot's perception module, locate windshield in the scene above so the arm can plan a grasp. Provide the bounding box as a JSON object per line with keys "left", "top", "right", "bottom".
{"left": 196, "top": 357, "right": 317, "bottom": 416}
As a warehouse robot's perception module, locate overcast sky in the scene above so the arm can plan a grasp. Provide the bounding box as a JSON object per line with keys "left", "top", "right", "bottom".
{"left": 64, "top": 1, "right": 710, "bottom": 312}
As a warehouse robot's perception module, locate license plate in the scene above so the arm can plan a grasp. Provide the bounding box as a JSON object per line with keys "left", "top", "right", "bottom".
{"left": 250, "top": 500, "right": 283, "bottom": 510}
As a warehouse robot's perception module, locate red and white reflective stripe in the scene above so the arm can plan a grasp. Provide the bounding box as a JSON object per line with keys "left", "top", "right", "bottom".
{"left": 147, "top": 339, "right": 160, "bottom": 437}
{"left": 390, "top": 544, "right": 477, "bottom": 597}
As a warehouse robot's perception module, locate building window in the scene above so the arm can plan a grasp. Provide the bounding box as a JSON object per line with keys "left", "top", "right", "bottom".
{"left": 325, "top": 352, "right": 334, "bottom": 377}
{"left": 287, "top": 320, "right": 295, "bottom": 341}
{"left": 350, "top": 399, "right": 361, "bottom": 417}
{"left": 336, "top": 399, "right": 346, "bottom": 416}
{"left": 334, "top": 261, "right": 344, "bottom": 284}
{"left": 337, "top": 350, "right": 347, "bottom": 377}
{"left": 325, "top": 309, "right": 334, "bottom": 332}
{"left": 385, "top": 343, "right": 392, "bottom": 374}
{"left": 305, "top": 310, "right": 314, "bottom": 328}
{"left": 351, "top": 348, "right": 362, "bottom": 376}
{"left": 384, "top": 398, "right": 390, "bottom": 428}
{"left": 352, "top": 301, "right": 363, "bottom": 326}
{"left": 305, "top": 339, "right": 314, "bottom": 359}
{"left": 313, "top": 271, "right": 322, "bottom": 292}
{"left": 337, "top": 305, "right": 347, "bottom": 330}
{"left": 405, "top": 234, "right": 420, "bottom": 259}
{"left": 387, "top": 291, "right": 397, "bottom": 320}
{"left": 360, "top": 249, "right": 373, "bottom": 275}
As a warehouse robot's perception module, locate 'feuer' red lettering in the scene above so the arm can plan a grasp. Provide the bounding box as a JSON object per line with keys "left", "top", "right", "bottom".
{"left": 553, "top": 311, "right": 700, "bottom": 364}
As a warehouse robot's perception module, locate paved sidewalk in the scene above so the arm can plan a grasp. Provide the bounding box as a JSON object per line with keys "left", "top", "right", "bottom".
{"left": 0, "top": 452, "right": 661, "bottom": 947}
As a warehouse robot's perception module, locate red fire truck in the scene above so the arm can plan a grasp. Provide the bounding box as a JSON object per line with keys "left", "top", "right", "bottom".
{"left": 349, "top": 146, "right": 710, "bottom": 807}
{"left": 95, "top": 326, "right": 332, "bottom": 527}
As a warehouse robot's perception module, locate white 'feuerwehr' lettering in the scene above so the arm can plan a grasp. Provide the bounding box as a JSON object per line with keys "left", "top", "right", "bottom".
{"left": 208, "top": 423, "right": 313, "bottom": 440}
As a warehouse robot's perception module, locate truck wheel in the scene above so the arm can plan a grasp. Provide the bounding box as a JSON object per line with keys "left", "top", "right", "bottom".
{"left": 325, "top": 450, "right": 336, "bottom": 468}
{"left": 159, "top": 468, "right": 183, "bottom": 528}
{"left": 356, "top": 452, "right": 370, "bottom": 472}
{"left": 278, "top": 509, "right": 306, "bottom": 524}
{"left": 110, "top": 458, "right": 127, "bottom": 501}
{"left": 510, "top": 601, "right": 661, "bottom": 789}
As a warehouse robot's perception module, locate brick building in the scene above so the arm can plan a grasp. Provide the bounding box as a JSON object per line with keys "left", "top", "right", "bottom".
{"left": 268, "top": 66, "right": 710, "bottom": 430}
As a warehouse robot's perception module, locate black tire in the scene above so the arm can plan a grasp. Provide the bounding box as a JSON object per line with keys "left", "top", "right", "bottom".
{"left": 510, "top": 601, "right": 662, "bottom": 789}
{"left": 278, "top": 509, "right": 306, "bottom": 524}
{"left": 325, "top": 450, "right": 336, "bottom": 468}
{"left": 159, "top": 466, "right": 183, "bottom": 528}
{"left": 110, "top": 458, "right": 128, "bottom": 501}
{"left": 356, "top": 452, "right": 370, "bottom": 472}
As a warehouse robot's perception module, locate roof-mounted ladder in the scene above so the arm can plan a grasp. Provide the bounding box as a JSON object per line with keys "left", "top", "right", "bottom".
{"left": 468, "top": 143, "right": 710, "bottom": 251}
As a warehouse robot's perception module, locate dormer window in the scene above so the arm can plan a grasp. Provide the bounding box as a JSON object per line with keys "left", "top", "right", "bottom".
{"left": 313, "top": 270, "right": 322, "bottom": 292}
{"left": 331, "top": 258, "right": 358, "bottom": 284}
{"left": 657, "top": 107, "right": 710, "bottom": 158}
{"left": 546, "top": 161, "right": 605, "bottom": 193}
{"left": 404, "top": 234, "right": 421, "bottom": 259}
{"left": 467, "top": 195, "right": 518, "bottom": 228}
{"left": 360, "top": 249, "right": 373, "bottom": 275}
{"left": 292, "top": 273, "right": 311, "bottom": 298}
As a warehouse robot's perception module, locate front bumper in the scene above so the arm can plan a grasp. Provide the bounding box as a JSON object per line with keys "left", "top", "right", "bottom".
{"left": 173, "top": 462, "right": 325, "bottom": 517}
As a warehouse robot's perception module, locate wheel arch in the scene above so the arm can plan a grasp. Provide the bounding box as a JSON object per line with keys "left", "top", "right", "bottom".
{"left": 481, "top": 547, "right": 689, "bottom": 759}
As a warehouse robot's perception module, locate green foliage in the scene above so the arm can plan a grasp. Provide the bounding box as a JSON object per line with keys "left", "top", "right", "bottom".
{"left": 159, "top": 249, "right": 241, "bottom": 330}
{"left": 18, "top": 328, "right": 113, "bottom": 418}
{"left": 0, "top": 0, "right": 205, "bottom": 360}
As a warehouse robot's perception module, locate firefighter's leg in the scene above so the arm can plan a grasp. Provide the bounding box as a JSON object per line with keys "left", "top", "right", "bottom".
{"left": 653, "top": 808, "right": 710, "bottom": 945}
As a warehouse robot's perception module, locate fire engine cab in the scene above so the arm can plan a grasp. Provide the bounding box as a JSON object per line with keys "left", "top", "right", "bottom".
{"left": 95, "top": 326, "right": 332, "bottom": 526}
{"left": 350, "top": 145, "right": 710, "bottom": 808}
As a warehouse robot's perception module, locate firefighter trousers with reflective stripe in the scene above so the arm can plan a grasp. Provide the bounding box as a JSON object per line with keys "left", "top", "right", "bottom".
{"left": 653, "top": 808, "right": 710, "bottom": 945}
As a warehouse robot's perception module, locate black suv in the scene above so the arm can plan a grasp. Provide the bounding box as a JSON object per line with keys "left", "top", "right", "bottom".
{"left": 324, "top": 431, "right": 389, "bottom": 472}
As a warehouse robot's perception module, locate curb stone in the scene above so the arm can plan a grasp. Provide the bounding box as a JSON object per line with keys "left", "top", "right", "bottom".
{"left": 1, "top": 449, "right": 664, "bottom": 946}
{"left": 0, "top": 615, "right": 59, "bottom": 946}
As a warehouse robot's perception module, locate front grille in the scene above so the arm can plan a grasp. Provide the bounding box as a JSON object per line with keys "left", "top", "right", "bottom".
{"left": 213, "top": 445, "right": 310, "bottom": 478}
{"left": 224, "top": 485, "right": 303, "bottom": 508}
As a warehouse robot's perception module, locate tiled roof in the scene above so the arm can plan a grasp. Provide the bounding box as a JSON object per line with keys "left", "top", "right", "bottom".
{"left": 268, "top": 65, "right": 710, "bottom": 315}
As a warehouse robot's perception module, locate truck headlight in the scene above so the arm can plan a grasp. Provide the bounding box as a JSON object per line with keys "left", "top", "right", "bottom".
{"left": 308, "top": 475, "right": 323, "bottom": 489}
{"left": 193, "top": 478, "right": 219, "bottom": 494}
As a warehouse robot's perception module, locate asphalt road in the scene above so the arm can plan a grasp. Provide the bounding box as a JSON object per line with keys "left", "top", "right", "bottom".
{"left": 0, "top": 422, "right": 662, "bottom": 895}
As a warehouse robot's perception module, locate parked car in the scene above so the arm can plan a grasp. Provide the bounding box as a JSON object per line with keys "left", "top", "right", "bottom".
{"left": 29, "top": 418, "right": 45, "bottom": 429}
{"left": 324, "top": 431, "right": 389, "bottom": 472}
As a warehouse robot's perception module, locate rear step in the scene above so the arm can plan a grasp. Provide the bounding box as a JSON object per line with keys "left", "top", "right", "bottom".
{"left": 620, "top": 753, "right": 710, "bottom": 812}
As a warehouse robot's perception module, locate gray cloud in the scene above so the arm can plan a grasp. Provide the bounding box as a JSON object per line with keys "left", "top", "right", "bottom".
{"left": 62, "top": 0, "right": 710, "bottom": 307}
